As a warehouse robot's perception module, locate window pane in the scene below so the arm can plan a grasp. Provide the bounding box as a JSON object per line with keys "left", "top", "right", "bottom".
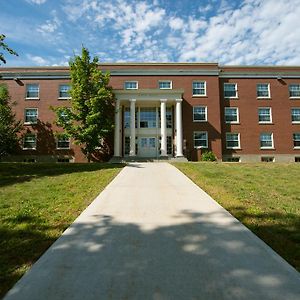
{"left": 224, "top": 84, "right": 237, "bottom": 97}
{"left": 258, "top": 108, "right": 271, "bottom": 122}
{"left": 293, "top": 133, "right": 300, "bottom": 147}
{"left": 194, "top": 132, "right": 208, "bottom": 148}
{"left": 166, "top": 107, "right": 172, "bottom": 128}
{"left": 225, "top": 108, "right": 238, "bottom": 122}
{"left": 193, "top": 81, "right": 206, "bottom": 95}
{"left": 159, "top": 81, "right": 171, "bottom": 89}
{"left": 260, "top": 133, "right": 273, "bottom": 147}
{"left": 25, "top": 109, "right": 37, "bottom": 123}
{"left": 124, "top": 82, "right": 137, "bottom": 89}
{"left": 193, "top": 106, "right": 206, "bottom": 121}
{"left": 289, "top": 84, "right": 300, "bottom": 97}
{"left": 59, "top": 85, "right": 70, "bottom": 98}
{"left": 291, "top": 109, "right": 300, "bottom": 122}
{"left": 26, "top": 84, "right": 39, "bottom": 98}
{"left": 226, "top": 133, "right": 239, "bottom": 148}
{"left": 24, "top": 134, "right": 36, "bottom": 149}
{"left": 257, "top": 84, "right": 270, "bottom": 97}
{"left": 140, "top": 108, "right": 156, "bottom": 128}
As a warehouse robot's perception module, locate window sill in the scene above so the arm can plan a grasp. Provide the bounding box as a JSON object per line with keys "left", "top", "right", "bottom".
{"left": 292, "top": 122, "right": 300, "bottom": 124}
{"left": 259, "top": 122, "right": 273, "bottom": 124}
{"left": 193, "top": 120, "right": 207, "bottom": 122}
{"left": 58, "top": 97, "right": 71, "bottom": 100}
{"left": 226, "top": 147, "right": 241, "bottom": 150}
{"left": 257, "top": 97, "right": 271, "bottom": 100}
{"left": 194, "top": 146, "right": 208, "bottom": 149}
{"left": 294, "top": 147, "right": 300, "bottom": 150}
{"left": 225, "top": 122, "right": 240, "bottom": 124}
{"left": 23, "top": 148, "right": 36, "bottom": 150}
{"left": 24, "top": 122, "right": 37, "bottom": 125}
{"left": 192, "top": 95, "right": 207, "bottom": 98}
{"left": 290, "top": 97, "right": 300, "bottom": 100}
{"left": 224, "top": 97, "right": 239, "bottom": 100}
{"left": 260, "top": 147, "right": 275, "bottom": 150}
{"left": 25, "top": 97, "right": 39, "bottom": 100}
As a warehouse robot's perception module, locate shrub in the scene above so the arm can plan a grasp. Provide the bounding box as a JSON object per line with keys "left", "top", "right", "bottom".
{"left": 201, "top": 151, "right": 217, "bottom": 162}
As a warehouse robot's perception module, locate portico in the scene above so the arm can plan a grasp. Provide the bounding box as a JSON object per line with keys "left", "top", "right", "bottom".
{"left": 113, "top": 89, "right": 184, "bottom": 159}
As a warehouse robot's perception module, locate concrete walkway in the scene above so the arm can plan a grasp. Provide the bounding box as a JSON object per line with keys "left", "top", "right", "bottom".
{"left": 5, "top": 163, "right": 300, "bottom": 300}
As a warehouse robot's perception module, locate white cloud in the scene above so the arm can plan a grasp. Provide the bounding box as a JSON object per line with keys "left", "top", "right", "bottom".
{"left": 26, "top": 0, "right": 47, "bottom": 4}
{"left": 37, "top": 10, "right": 61, "bottom": 34}
{"left": 169, "top": 17, "right": 184, "bottom": 30}
{"left": 27, "top": 54, "right": 49, "bottom": 65}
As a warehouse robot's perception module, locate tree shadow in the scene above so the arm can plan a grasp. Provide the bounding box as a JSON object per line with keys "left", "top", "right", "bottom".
{"left": 3, "top": 210, "right": 300, "bottom": 299}
{"left": 0, "top": 162, "right": 125, "bottom": 188}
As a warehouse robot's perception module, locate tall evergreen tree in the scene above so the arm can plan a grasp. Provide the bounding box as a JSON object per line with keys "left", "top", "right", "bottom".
{"left": 0, "top": 84, "right": 22, "bottom": 159}
{"left": 53, "top": 47, "right": 115, "bottom": 162}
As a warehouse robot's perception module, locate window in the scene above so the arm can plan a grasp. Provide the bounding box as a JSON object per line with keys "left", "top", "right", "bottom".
{"left": 57, "top": 135, "right": 70, "bottom": 149}
{"left": 194, "top": 131, "right": 208, "bottom": 148}
{"left": 124, "top": 136, "right": 130, "bottom": 155}
{"left": 261, "top": 157, "right": 274, "bottom": 162}
{"left": 59, "top": 84, "right": 71, "bottom": 98}
{"left": 140, "top": 108, "right": 156, "bottom": 128}
{"left": 23, "top": 133, "right": 37, "bottom": 150}
{"left": 58, "top": 110, "right": 70, "bottom": 123}
{"left": 293, "top": 133, "right": 300, "bottom": 148}
{"left": 295, "top": 157, "right": 300, "bottom": 162}
{"left": 124, "top": 81, "right": 138, "bottom": 89}
{"left": 23, "top": 158, "right": 36, "bottom": 163}
{"left": 24, "top": 108, "right": 38, "bottom": 124}
{"left": 167, "top": 136, "right": 172, "bottom": 155}
{"left": 159, "top": 81, "right": 172, "bottom": 89}
{"left": 260, "top": 133, "right": 274, "bottom": 149}
{"left": 226, "top": 133, "right": 240, "bottom": 149}
{"left": 225, "top": 157, "right": 240, "bottom": 162}
{"left": 166, "top": 107, "right": 172, "bottom": 128}
{"left": 225, "top": 107, "right": 239, "bottom": 123}
{"left": 193, "top": 106, "right": 207, "bottom": 122}
{"left": 289, "top": 84, "right": 300, "bottom": 98}
{"left": 258, "top": 108, "right": 272, "bottom": 123}
{"left": 26, "top": 84, "right": 39, "bottom": 98}
{"left": 291, "top": 108, "right": 300, "bottom": 123}
{"left": 224, "top": 83, "right": 238, "bottom": 98}
{"left": 257, "top": 83, "right": 270, "bottom": 98}
{"left": 57, "top": 158, "right": 70, "bottom": 163}
{"left": 192, "top": 81, "right": 206, "bottom": 96}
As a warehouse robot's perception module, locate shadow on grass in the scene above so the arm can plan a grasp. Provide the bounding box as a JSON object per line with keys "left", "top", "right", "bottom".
{"left": 227, "top": 206, "right": 300, "bottom": 272}
{"left": 0, "top": 163, "right": 125, "bottom": 188}
{"left": 3, "top": 210, "right": 300, "bottom": 299}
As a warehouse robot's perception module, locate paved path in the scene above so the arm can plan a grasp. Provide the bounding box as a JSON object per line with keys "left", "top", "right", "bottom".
{"left": 5, "top": 163, "right": 300, "bottom": 300}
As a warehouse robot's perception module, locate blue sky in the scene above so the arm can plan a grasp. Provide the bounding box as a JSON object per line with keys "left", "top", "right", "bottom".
{"left": 1, "top": 0, "right": 300, "bottom": 66}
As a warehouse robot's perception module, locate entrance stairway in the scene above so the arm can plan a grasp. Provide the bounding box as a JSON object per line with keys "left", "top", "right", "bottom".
{"left": 109, "top": 156, "right": 188, "bottom": 163}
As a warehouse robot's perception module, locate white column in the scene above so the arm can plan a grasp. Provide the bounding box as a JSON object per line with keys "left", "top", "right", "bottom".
{"left": 114, "top": 99, "right": 121, "bottom": 157}
{"left": 129, "top": 99, "right": 136, "bottom": 156}
{"left": 160, "top": 99, "right": 167, "bottom": 157}
{"left": 175, "top": 99, "right": 183, "bottom": 157}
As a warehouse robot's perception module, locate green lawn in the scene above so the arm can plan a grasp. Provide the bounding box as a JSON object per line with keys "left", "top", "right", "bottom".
{"left": 173, "top": 162, "right": 300, "bottom": 271}
{"left": 0, "top": 163, "right": 124, "bottom": 298}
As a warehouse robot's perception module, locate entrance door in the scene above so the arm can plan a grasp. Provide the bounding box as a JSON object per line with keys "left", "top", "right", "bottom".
{"left": 139, "top": 137, "right": 157, "bottom": 157}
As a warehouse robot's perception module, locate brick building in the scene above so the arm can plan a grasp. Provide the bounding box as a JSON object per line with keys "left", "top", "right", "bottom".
{"left": 0, "top": 63, "right": 300, "bottom": 162}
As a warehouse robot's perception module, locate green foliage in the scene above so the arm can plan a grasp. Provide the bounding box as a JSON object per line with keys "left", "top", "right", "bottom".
{"left": 0, "top": 84, "right": 23, "bottom": 158}
{"left": 0, "top": 34, "right": 18, "bottom": 65}
{"left": 201, "top": 150, "right": 217, "bottom": 161}
{"left": 52, "top": 47, "right": 115, "bottom": 161}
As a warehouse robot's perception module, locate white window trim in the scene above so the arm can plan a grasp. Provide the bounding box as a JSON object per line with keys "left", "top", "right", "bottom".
{"left": 23, "top": 133, "right": 37, "bottom": 150}
{"left": 158, "top": 80, "right": 172, "bottom": 90}
{"left": 293, "top": 133, "right": 300, "bottom": 149}
{"left": 56, "top": 136, "right": 71, "bottom": 150}
{"left": 193, "top": 131, "right": 208, "bottom": 149}
{"left": 291, "top": 108, "right": 300, "bottom": 124}
{"left": 224, "top": 83, "right": 238, "bottom": 99}
{"left": 257, "top": 83, "right": 271, "bottom": 99}
{"left": 124, "top": 81, "right": 138, "bottom": 90}
{"left": 192, "top": 81, "right": 207, "bottom": 97}
{"left": 193, "top": 106, "right": 207, "bottom": 122}
{"left": 224, "top": 107, "right": 239, "bottom": 124}
{"left": 289, "top": 84, "right": 300, "bottom": 99}
{"left": 25, "top": 84, "right": 40, "bottom": 100}
{"left": 226, "top": 133, "right": 241, "bottom": 149}
{"left": 260, "top": 133, "right": 274, "bottom": 149}
{"left": 258, "top": 107, "right": 272, "bottom": 124}
{"left": 24, "top": 108, "right": 38, "bottom": 125}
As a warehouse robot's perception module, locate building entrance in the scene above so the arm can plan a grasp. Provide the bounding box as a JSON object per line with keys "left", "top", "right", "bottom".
{"left": 138, "top": 137, "right": 157, "bottom": 157}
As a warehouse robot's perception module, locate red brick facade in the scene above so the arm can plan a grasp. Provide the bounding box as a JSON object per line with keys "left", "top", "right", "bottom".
{"left": 0, "top": 63, "right": 300, "bottom": 162}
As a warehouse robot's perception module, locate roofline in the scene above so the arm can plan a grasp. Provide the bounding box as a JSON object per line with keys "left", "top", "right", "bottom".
{"left": 220, "top": 65, "right": 300, "bottom": 69}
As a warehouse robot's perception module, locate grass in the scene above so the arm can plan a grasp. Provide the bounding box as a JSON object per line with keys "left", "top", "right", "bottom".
{"left": 0, "top": 162, "right": 124, "bottom": 298}
{"left": 173, "top": 162, "right": 300, "bottom": 271}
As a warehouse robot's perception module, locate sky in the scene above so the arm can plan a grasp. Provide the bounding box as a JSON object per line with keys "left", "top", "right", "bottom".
{"left": 1, "top": 0, "right": 300, "bottom": 66}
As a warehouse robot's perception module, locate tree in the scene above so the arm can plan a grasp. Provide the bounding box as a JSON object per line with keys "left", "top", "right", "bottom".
{"left": 0, "top": 34, "right": 18, "bottom": 65}
{"left": 0, "top": 84, "right": 23, "bottom": 159}
{"left": 53, "top": 47, "right": 115, "bottom": 162}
